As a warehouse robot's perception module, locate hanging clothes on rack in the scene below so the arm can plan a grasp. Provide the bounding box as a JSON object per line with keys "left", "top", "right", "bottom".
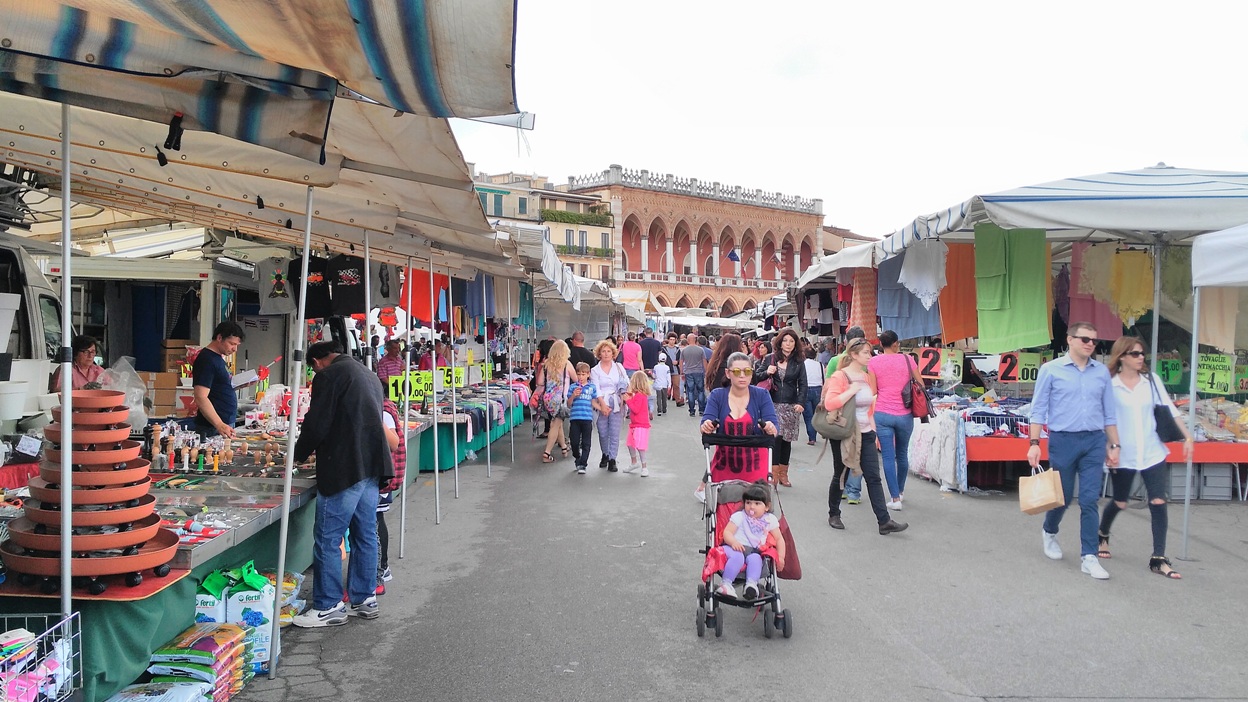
{"left": 518, "top": 282, "right": 535, "bottom": 326}
{"left": 1054, "top": 264, "right": 1071, "bottom": 325}
{"left": 974, "top": 224, "right": 1051, "bottom": 353}
{"left": 465, "top": 272, "right": 495, "bottom": 319}
{"left": 399, "top": 268, "right": 449, "bottom": 316}
{"left": 1161, "top": 246, "right": 1192, "bottom": 307}
{"left": 1078, "top": 244, "right": 1116, "bottom": 307}
{"left": 327, "top": 254, "right": 367, "bottom": 316}
{"left": 897, "top": 238, "right": 947, "bottom": 310}
{"left": 371, "top": 262, "right": 401, "bottom": 306}
{"left": 1068, "top": 243, "right": 1122, "bottom": 342}
{"left": 878, "top": 252, "right": 941, "bottom": 340}
{"left": 254, "top": 256, "right": 296, "bottom": 315}
{"left": 847, "top": 267, "right": 878, "bottom": 343}
{"left": 1199, "top": 287, "right": 1238, "bottom": 353}
{"left": 938, "top": 243, "right": 978, "bottom": 343}
{"left": 288, "top": 256, "right": 332, "bottom": 319}
{"left": 1109, "top": 249, "right": 1154, "bottom": 325}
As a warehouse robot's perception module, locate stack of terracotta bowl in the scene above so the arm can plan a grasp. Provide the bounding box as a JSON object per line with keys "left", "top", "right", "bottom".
{"left": 1, "top": 389, "right": 177, "bottom": 595}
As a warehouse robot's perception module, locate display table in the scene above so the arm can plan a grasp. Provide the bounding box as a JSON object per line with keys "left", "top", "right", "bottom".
{"left": 415, "top": 404, "right": 524, "bottom": 472}
{"left": 0, "top": 496, "right": 316, "bottom": 702}
{"left": 965, "top": 437, "right": 1248, "bottom": 464}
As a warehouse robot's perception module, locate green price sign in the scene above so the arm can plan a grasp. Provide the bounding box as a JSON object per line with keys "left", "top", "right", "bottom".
{"left": 480, "top": 362, "right": 492, "bottom": 382}
{"left": 1157, "top": 358, "right": 1182, "bottom": 385}
{"left": 999, "top": 352, "right": 1042, "bottom": 383}
{"left": 389, "top": 371, "right": 433, "bottom": 402}
{"left": 1196, "top": 353, "right": 1234, "bottom": 395}
{"left": 440, "top": 366, "right": 467, "bottom": 388}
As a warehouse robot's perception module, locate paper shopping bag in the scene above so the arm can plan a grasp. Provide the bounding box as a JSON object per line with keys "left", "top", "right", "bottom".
{"left": 1019, "top": 468, "right": 1065, "bottom": 515}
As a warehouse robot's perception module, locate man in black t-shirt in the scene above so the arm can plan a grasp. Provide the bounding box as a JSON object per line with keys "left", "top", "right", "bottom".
{"left": 193, "top": 321, "right": 246, "bottom": 438}
{"left": 638, "top": 328, "right": 662, "bottom": 371}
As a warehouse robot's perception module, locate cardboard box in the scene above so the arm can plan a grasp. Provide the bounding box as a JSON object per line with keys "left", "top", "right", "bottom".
{"left": 162, "top": 338, "right": 195, "bottom": 349}
{"left": 153, "top": 388, "right": 177, "bottom": 406}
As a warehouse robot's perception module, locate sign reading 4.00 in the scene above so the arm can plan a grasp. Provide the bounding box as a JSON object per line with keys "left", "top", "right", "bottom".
{"left": 1196, "top": 353, "right": 1234, "bottom": 395}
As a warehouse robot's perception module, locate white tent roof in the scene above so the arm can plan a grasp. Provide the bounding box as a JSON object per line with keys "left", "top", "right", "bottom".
{"left": 1192, "top": 223, "right": 1248, "bottom": 288}
{"left": 611, "top": 288, "right": 664, "bottom": 315}
{"left": 795, "top": 243, "right": 877, "bottom": 292}
{"left": 2, "top": 0, "right": 521, "bottom": 160}
{"left": 875, "top": 165, "right": 1248, "bottom": 261}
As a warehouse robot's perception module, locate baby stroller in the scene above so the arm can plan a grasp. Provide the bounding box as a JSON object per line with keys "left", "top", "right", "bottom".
{"left": 695, "top": 428, "right": 793, "bottom": 639}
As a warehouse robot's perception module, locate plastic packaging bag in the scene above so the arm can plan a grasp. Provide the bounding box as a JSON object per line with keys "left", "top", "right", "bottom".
{"left": 98, "top": 356, "right": 149, "bottom": 427}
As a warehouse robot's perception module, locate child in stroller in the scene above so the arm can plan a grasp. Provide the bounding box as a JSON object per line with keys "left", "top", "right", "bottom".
{"left": 719, "top": 483, "right": 785, "bottom": 599}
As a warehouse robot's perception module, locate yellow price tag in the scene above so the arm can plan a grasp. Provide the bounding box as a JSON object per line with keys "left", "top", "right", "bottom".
{"left": 941, "top": 349, "right": 964, "bottom": 380}
{"left": 389, "top": 371, "right": 434, "bottom": 401}
{"left": 440, "top": 366, "right": 467, "bottom": 388}
{"left": 1197, "top": 353, "right": 1234, "bottom": 395}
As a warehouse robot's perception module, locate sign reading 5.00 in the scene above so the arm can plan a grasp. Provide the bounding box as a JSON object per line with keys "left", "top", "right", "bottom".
{"left": 439, "top": 366, "right": 467, "bottom": 388}
{"left": 1196, "top": 353, "right": 1234, "bottom": 395}
{"left": 1156, "top": 358, "right": 1182, "bottom": 385}
{"left": 389, "top": 371, "right": 433, "bottom": 402}
{"left": 998, "top": 352, "right": 1042, "bottom": 383}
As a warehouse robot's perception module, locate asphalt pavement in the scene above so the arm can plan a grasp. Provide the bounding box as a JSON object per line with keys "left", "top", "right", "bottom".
{"left": 238, "top": 410, "right": 1248, "bottom": 702}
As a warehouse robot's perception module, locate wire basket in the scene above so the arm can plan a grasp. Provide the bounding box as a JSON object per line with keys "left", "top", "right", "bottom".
{"left": 0, "top": 612, "right": 82, "bottom": 702}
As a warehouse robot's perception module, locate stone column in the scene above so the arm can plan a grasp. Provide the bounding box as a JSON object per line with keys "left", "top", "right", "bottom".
{"left": 690, "top": 240, "right": 699, "bottom": 276}
{"left": 711, "top": 243, "right": 720, "bottom": 277}
{"left": 640, "top": 235, "right": 649, "bottom": 272}
{"left": 665, "top": 238, "right": 674, "bottom": 274}
{"left": 734, "top": 253, "right": 742, "bottom": 279}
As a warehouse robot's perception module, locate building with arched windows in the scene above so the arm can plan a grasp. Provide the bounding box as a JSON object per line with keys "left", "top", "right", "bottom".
{"left": 567, "top": 165, "right": 826, "bottom": 317}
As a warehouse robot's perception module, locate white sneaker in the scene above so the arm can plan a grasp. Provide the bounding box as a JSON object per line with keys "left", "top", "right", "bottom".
{"left": 743, "top": 581, "right": 759, "bottom": 600}
{"left": 291, "top": 602, "right": 348, "bottom": 628}
{"left": 1042, "top": 530, "right": 1063, "bottom": 560}
{"left": 717, "top": 583, "right": 737, "bottom": 598}
{"left": 623, "top": 462, "right": 639, "bottom": 474}
{"left": 1081, "top": 554, "right": 1110, "bottom": 580}
{"left": 887, "top": 500, "right": 903, "bottom": 511}
{"left": 640, "top": 466, "right": 649, "bottom": 477}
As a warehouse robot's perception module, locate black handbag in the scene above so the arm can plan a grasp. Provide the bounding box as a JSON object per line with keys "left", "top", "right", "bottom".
{"left": 1148, "top": 376, "right": 1185, "bottom": 443}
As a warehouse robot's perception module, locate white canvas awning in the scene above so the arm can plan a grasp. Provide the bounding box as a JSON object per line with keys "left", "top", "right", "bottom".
{"left": 1, "top": 0, "right": 522, "bottom": 160}
{"left": 1192, "top": 222, "right": 1248, "bottom": 287}
{"left": 795, "top": 243, "right": 877, "bottom": 292}
{"left": 875, "top": 165, "right": 1248, "bottom": 261}
{"left": 611, "top": 288, "right": 664, "bottom": 315}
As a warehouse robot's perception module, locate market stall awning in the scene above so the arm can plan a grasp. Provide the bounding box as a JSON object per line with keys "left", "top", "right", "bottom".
{"left": 4, "top": 92, "right": 520, "bottom": 275}
{"left": 664, "top": 314, "right": 760, "bottom": 330}
{"left": 1192, "top": 222, "right": 1248, "bottom": 287}
{"left": 1, "top": 0, "right": 521, "bottom": 161}
{"left": 875, "top": 165, "right": 1248, "bottom": 261}
{"left": 611, "top": 288, "right": 664, "bottom": 315}
{"left": 796, "top": 242, "right": 877, "bottom": 291}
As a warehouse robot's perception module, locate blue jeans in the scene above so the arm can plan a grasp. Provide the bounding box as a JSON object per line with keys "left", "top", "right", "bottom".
{"left": 875, "top": 411, "right": 915, "bottom": 499}
{"left": 844, "top": 472, "right": 863, "bottom": 500}
{"left": 1043, "top": 430, "right": 1107, "bottom": 558}
{"left": 802, "top": 386, "right": 821, "bottom": 442}
{"left": 684, "top": 374, "right": 706, "bottom": 415}
{"left": 313, "top": 477, "right": 380, "bottom": 610}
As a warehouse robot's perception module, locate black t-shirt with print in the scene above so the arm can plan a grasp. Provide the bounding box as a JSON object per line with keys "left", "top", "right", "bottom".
{"left": 328, "top": 254, "right": 367, "bottom": 316}
{"left": 288, "top": 256, "right": 332, "bottom": 319}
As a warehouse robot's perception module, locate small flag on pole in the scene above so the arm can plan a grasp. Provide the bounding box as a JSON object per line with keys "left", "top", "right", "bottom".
{"left": 726, "top": 249, "right": 740, "bottom": 262}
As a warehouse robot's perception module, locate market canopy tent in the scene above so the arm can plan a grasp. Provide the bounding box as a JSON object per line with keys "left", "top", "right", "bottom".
{"left": 1181, "top": 223, "right": 1248, "bottom": 557}
{"left": 0, "top": 0, "right": 523, "bottom": 160}
{"left": 875, "top": 165, "right": 1248, "bottom": 260}
{"left": 795, "top": 243, "right": 877, "bottom": 292}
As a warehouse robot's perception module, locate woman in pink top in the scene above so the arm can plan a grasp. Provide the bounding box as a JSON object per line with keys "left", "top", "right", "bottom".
{"left": 620, "top": 332, "right": 643, "bottom": 374}
{"left": 867, "top": 330, "right": 924, "bottom": 509}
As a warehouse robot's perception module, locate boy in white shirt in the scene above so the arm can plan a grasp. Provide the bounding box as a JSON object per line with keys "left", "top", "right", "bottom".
{"left": 652, "top": 353, "right": 672, "bottom": 416}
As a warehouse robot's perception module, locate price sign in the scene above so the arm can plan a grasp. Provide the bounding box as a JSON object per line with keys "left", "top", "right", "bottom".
{"left": 1236, "top": 364, "right": 1248, "bottom": 393}
{"left": 1196, "top": 353, "right": 1234, "bottom": 395}
{"left": 999, "top": 352, "right": 1042, "bottom": 383}
{"left": 389, "top": 371, "right": 434, "bottom": 402}
{"left": 480, "top": 362, "right": 492, "bottom": 382}
{"left": 910, "top": 348, "right": 943, "bottom": 379}
{"left": 941, "top": 349, "right": 964, "bottom": 381}
{"left": 1157, "top": 358, "right": 1182, "bottom": 386}
{"left": 440, "top": 366, "right": 467, "bottom": 388}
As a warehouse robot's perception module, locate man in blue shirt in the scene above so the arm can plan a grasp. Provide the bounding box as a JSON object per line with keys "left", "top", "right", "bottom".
{"left": 193, "top": 321, "right": 245, "bottom": 438}
{"left": 1028, "top": 321, "right": 1120, "bottom": 580}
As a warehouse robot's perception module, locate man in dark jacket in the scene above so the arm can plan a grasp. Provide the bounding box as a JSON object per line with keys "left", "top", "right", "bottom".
{"left": 292, "top": 341, "right": 394, "bottom": 627}
{"left": 638, "top": 327, "right": 662, "bottom": 372}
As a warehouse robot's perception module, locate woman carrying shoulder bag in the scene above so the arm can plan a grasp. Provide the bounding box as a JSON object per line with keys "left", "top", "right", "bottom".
{"left": 752, "top": 329, "right": 806, "bottom": 488}
{"left": 824, "top": 338, "right": 908, "bottom": 535}
{"left": 537, "top": 340, "right": 577, "bottom": 463}
{"left": 1097, "top": 336, "right": 1192, "bottom": 579}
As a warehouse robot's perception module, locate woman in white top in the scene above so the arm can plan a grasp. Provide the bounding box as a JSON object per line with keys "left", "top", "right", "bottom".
{"left": 590, "top": 339, "right": 630, "bottom": 472}
{"left": 801, "top": 353, "right": 825, "bottom": 445}
{"left": 1098, "top": 336, "right": 1192, "bottom": 579}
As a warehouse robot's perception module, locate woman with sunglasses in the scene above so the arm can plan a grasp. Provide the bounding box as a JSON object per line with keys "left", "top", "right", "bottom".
{"left": 823, "top": 338, "right": 909, "bottom": 535}
{"left": 1097, "top": 337, "right": 1191, "bottom": 579}
{"left": 705, "top": 333, "right": 746, "bottom": 391}
{"left": 699, "top": 352, "right": 779, "bottom": 490}
{"left": 753, "top": 329, "right": 806, "bottom": 488}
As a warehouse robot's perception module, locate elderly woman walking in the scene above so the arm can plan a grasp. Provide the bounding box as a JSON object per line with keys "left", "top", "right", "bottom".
{"left": 591, "top": 339, "right": 630, "bottom": 472}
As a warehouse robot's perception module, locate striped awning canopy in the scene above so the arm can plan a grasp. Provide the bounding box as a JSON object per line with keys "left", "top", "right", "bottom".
{"left": 0, "top": 0, "right": 521, "bottom": 162}
{"left": 875, "top": 165, "right": 1248, "bottom": 261}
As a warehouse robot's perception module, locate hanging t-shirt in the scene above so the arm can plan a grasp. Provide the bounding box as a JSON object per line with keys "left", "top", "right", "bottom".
{"left": 328, "top": 254, "right": 367, "bottom": 316}
{"left": 254, "top": 257, "right": 296, "bottom": 315}
{"left": 288, "top": 256, "right": 331, "bottom": 319}
{"left": 372, "top": 262, "right": 401, "bottom": 306}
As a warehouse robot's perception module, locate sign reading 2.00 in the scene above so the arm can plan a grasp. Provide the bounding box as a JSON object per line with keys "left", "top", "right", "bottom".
{"left": 998, "top": 352, "right": 1042, "bottom": 383}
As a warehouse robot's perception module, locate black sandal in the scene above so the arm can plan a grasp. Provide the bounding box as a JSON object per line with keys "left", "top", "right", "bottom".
{"left": 1097, "top": 532, "right": 1112, "bottom": 559}
{"left": 1150, "top": 556, "right": 1182, "bottom": 579}
{"left": 541, "top": 452, "right": 555, "bottom": 463}
{"left": 561, "top": 444, "right": 570, "bottom": 458}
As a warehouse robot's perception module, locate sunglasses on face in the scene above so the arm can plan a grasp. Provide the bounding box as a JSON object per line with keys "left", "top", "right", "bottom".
{"left": 1124, "top": 350, "right": 1146, "bottom": 358}
{"left": 1069, "top": 335, "right": 1096, "bottom": 345}
{"left": 728, "top": 368, "right": 754, "bottom": 377}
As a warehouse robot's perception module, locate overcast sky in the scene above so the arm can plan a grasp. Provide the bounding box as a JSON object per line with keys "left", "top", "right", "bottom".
{"left": 452, "top": 1, "right": 1248, "bottom": 239}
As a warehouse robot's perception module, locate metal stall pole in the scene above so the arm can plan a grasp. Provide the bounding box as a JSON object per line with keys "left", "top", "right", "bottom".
{"left": 508, "top": 281, "right": 515, "bottom": 463}
{"left": 1150, "top": 241, "right": 1162, "bottom": 365}
{"left": 429, "top": 259, "right": 441, "bottom": 524}
{"left": 57, "top": 103, "right": 75, "bottom": 612}
{"left": 364, "top": 231, "right": 373, "bottom": 370}
{"left": 448, "top": 268, "right": 460, "bottom": 498}
{"left": 269, "top": 185, "right": 315, "bottom": 678}
{"left": 483, "top": 273, "right": 492, "bottom": 477}
{"left": 399, "top": 255, "right": 413, "bottom": 557}
{"left": 1181, "top": 286, "right": 1200, "bottom": 560}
